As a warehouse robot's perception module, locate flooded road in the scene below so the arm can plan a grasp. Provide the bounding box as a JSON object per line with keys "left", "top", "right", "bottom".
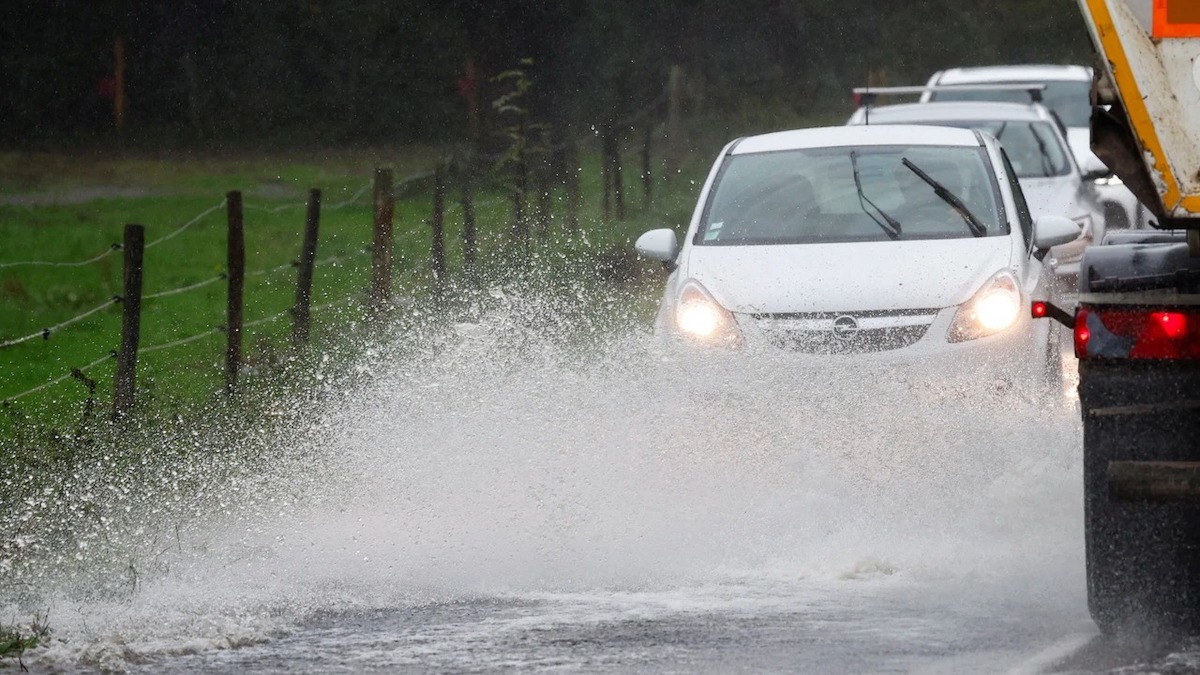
{"left": 7, "top": 295, "right": 1134, "bottom": 672}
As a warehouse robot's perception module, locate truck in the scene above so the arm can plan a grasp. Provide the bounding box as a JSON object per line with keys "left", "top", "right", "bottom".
{"left": 1056, "top": 0, "right": 1200, "bottom": 635}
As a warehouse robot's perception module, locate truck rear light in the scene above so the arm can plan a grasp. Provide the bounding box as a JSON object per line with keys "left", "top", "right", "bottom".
{"left": 1075, "top": 307, "right": 1200, "bottom": 360}
{"left": 1074, "top": 308, "right": 1092, "bottom": 358}
{"left": 1031, "top": 301, "right": 1048, "bottom": 318}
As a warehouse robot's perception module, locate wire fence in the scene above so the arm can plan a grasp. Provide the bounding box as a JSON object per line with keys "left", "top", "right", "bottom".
{"left": 0, "top": 179, "right": 398, "bottom": 406}
{"left": 0, "top": 296, "right": 121, "bottom": 349}
{"left": 1, "top": 122, "right": 661, "bottom": 410}
{"left": 2, "top": 352, "right": 116, "bottom": 403}
{"left": 0, "top": 198, "right": 227, "bottom": 269}
{"left": 145, "top": 199, "right": 227, "bottom": 249}
{"left": 143, "top": 273, "right": 228, "bottom": 300}
{"left": 0, "top": 243, "right": 123, "bottom": 270}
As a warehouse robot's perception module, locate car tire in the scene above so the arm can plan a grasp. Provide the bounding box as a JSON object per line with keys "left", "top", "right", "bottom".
{"left": 1039, "top": 321, "right": 1064, "bottom": 401}
{"left": 1081, "top": 361, "right": 1200, "bottom": 635}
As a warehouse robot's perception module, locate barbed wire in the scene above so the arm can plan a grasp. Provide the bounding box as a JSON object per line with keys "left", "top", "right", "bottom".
{"left": 245, "top": 182, "right": 376, "bottom": 215}
{"left": 138, "top": 326, "right": 223, "bottom": 355}
{"left": 242, "top": 173, "right": 432, "bottom": 217}
{"left": 0, "top": 243, "right": 122, "bottom": 269}
{"left": 247, "top": 261, "right": 296, "bottom": 278}
{"left": 0, "top": 243, "right": 427, "bottom": 402}
{"left": 244, "top": 308, "right": 293, "bottom": 329}
{"left": 144, "top": 199, "right": 226, "bottom": 249}
{"left": 144, "top": 273, "right": 227, "bottom": 300}
{"left": 1, "top": 251, "right": 364, "bottom": 353}
{"left": 0, "top": 198, "right": 226, "bottom": 269}
{"left": 0, "top": 165, "right": 474, "bottom": 401}
{"left": 315, "top": 248, "right": 372, "bottom": 267}
{"left": 0, "top": 296, "right": 121, "bottom": 349}
{"left": 1, "top": 352, "right": 115, "bottom": 403}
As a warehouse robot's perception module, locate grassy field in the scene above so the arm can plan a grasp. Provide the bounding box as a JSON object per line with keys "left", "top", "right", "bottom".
{"left": 0, "top": 140, "right": 704, "bottom": 434}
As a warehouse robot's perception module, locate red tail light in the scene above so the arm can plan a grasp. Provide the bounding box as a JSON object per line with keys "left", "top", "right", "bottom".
{"left": 1152, "top": 311, "right": 1187, "bottom": 338}
{"left": 1074, "top": 308, "right": 1092, "bottom": 358}
{"left": 1031, "top": 301, "right": 1048, "bottom": 318}
{"left": 1075, "top": 307, "right": 1200, "bottom": 360}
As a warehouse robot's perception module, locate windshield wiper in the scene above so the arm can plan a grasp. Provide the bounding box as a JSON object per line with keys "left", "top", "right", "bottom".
{"left": 901, "top": 158, "right": 988, "bottom": 238}
{"left": 850, "top": 150, "right": 901, "bottom": 240}
{"left": 1030, "top": 126, "right": 1056, "bottom": 177}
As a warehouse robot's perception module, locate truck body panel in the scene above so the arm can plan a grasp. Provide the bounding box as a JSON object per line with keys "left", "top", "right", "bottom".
{"left": 1079, "top": 0, "right": 1200, "bottom": 223}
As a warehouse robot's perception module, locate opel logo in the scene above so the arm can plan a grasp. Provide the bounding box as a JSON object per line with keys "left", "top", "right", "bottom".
{"left": 832, "top": 315, "right": 860, "bottom": 341}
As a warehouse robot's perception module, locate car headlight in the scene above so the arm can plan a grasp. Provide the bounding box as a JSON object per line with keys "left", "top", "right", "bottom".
{"left": 948, "top": 270, "right": 1022, "bottom": 343}
{"left": 1094, "top": 174, "right": 1123, "bottom": 187}
{"left": 674, "top": 280, "right": 741, "bottom": 345}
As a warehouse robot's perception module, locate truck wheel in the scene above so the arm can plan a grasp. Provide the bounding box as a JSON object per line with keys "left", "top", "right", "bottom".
{"left": 1081, "top": 363, "right": 1200, "bottom": 635}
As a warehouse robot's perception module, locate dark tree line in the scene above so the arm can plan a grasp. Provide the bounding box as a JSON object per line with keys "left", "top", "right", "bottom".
{"left": 0, "top": 0, "right": 1092, "bottom": 146}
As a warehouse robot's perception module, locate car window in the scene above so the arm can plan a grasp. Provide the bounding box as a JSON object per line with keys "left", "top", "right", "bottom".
{"left": 1001, "top": 149, "right": 1034, "bottom": 250}
{"left": 901, "top": 120, "right": 1072, "bottom": 178}
{"left": 929, "top": 80, "right": 1092, "bottom": 128}
{"left": 696, "top": 145, "right": 1004, "bottom": 246}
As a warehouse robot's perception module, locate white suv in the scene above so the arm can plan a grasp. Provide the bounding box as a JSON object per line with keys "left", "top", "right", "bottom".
{"left": 921, "top": 65, "right": 1145, "bottom": 230}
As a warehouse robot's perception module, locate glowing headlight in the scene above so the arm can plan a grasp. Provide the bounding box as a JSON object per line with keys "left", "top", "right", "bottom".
{"left": 674, "top": 280, "right": 741, "bottom": 345}
{"left": 974, "top": 288, "right": 1021, "bottom": 331}
{"left": 948, "top": 270, "right": 1022, "bottom": 343}
{"left": 678, "top": 302, "right": 721, "bottom": 336}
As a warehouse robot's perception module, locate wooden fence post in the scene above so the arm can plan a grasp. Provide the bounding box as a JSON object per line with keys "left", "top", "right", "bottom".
{"left": 536, "top": 159, "right": 551, "bottom": 236}
{"left": 665, "top": 64, "right": 684, "bottom": 176}
{"left": 225, "top": 190, "right": 245, "bottom": 396}
{"left": 607, "top": 128, "right": 625, "bottom": 220}
{"left": 293, "top": 188, "right": 321, "bottom": 347}
{"left": 601, "top": 126, "right": 612, "bottom": 221}
{"left": 370, "top": 168, "right": 394, "bottom": 312}
{"left": 512, "top": 127, "right": 529, "bottom": 252}
{"left": 642, "top": 124, "right": 653, "bottom": 209}
{"left": 459, "top": 162, "right": 478, "bottom": 280}
{"left": 566, "top": 138, "right": 581, "bottom": 230}
{"left": 112, "top": 223, "right": 144, "bottom": 421}
{"left": 431, "top": 162, "right": 447, "bottom": 283}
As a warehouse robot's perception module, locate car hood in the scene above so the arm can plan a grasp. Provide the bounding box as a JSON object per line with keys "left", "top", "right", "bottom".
{"left": 1019, "top": 175, "right": 1084, "bottom": 219}
{"left": 683, "top": 238, "right": 1013, "bottom": 314}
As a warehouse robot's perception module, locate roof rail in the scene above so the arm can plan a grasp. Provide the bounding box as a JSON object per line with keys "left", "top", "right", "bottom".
{"left": 851, "top": 83, "right": 1048, "bottom": 107}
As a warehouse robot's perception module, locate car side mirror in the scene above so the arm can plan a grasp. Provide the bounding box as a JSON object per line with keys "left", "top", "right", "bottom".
{"left": 634, "top": 228, "right": 679, "bottom": 264}
{"left": 1080, "top": 154, "right": 1111, "bottom": 183}
{"left": 1034, "top": 215, "right": 1081, "bottom": 250}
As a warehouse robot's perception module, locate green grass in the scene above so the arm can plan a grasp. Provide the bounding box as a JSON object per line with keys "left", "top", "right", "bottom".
{"left": 0, "top": 616, "right": 47, "bottom": 663}
{"left": 0, "top": 140, "right": 706, "bottom": 433}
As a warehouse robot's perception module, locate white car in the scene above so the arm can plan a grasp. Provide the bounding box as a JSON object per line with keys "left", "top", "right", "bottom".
{"left": 846, "top": 100, "right": 1103, "bottom": 282}
{"left": 633, "top": 125, "right": 1080, "bottom": 381}
{"left": 920, "top": 64, "right": 1145, "bottom": 230}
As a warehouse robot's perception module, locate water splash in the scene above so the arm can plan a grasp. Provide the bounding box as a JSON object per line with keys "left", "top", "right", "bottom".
{"left": 5, "top": 285, "right": 1087, "bottom": 670}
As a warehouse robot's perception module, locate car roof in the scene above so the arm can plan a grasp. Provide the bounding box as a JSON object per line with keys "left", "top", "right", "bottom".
{"left": 730, "top": 124, "right": 981, "bottom": 154}
{"left": 852, "top": 101, "right": 1054, "bottom": 124}
{"left": 932, "top": 64, "right": 1091, "bottom": 85}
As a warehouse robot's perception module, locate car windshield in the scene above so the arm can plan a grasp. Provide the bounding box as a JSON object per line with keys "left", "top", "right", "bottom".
{"left": 903, "top": 120, "right": 1071, "bottom": 178}
{"left": 929, "top": 80, "right": 1092, "bottom": 127}
{"left": 697, "top": 145, "right": 1004, "bottom": 246}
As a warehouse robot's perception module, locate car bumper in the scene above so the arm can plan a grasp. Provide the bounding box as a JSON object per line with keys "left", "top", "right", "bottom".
{"left": 660, "top": 307, "right": 1049, "bottom": 384}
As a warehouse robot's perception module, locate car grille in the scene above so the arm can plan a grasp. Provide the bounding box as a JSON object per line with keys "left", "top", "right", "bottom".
{"left": 748, "top": 309, "right": 938, "bottom": 354}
